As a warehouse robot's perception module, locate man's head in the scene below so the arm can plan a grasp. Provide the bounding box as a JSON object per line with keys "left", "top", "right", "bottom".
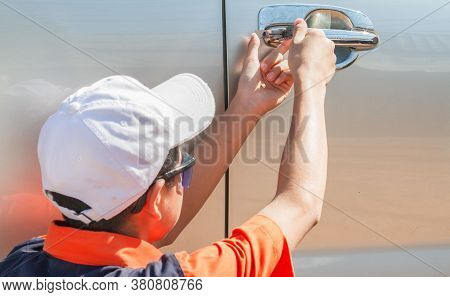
{"left": 38, "top": 74, "right": 214, "bottom": 242}
{"left": 47, "top": 146, "right": 193, "bottom": 242}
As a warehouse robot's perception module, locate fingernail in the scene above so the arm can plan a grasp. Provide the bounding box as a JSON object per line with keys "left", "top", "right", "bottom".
{"left": 266, "top": 72, "right": 275, "bottom": 81}
{"left": 261, "top": 63, "right": 268, "bottom": 71}
{"left": 274, "top": 77, "right": 282, "bottom": 84}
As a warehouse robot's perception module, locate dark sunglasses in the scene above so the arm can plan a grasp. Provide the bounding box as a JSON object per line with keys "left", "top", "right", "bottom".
{"left": 131, "top": 151, "right": 195, "bottom": 214}
{"left": 156, "top": 151, "right": 195, "bottom": 189}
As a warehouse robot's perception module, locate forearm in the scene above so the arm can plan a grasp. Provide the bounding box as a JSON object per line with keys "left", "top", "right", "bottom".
{"left": 187, "top": 96, "right": 259, "bottom": 202}
{"left": 260, "top": 82, "right": 328, "bottom": 250}
{"left": 278, "top": 83, "right": 328, "bottom": 199}
{"left": 156, "top": 95, "right": 260, "bottom": 246}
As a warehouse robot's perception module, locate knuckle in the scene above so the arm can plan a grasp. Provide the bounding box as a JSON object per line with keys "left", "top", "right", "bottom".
{"left": 271, "top": 65, "right": 280, "bottom": 72}
{"left": 273, "top": 64, "right": 283, "bottom": 72}
{"left": 280, "top": 71, "right": 289, "bottom": 78}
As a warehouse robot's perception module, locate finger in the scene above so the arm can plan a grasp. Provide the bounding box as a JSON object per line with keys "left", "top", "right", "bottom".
{"left": 277, "top": 38, "right": 292, "bottom": 55}
{"left": 261, "top": 37, "right": 293, "bottom": 73}
{"left": 265, "top": 64, "right": 283, "bottom": 82}
{"left": 280, "top": 81, "right": 293, "bottom": 91}
{"left": 270, "top": 60, "right": 290, "bottom": 83}
{"left": 274, "top": 71, "right": 292, "bottom": 85}
{"left": 244, "top": 33, "right": 260, "bottom": 67}
{"left": 260, "top": 50, "right": 282, "bottom": 73}
{"left": 292, "top": 18, "right": 307, "bottom": 44}
{"left": 273, "top": 80, "right": 293, "bottom": 95}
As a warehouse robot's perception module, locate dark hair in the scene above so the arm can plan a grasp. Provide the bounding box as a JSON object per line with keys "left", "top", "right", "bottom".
{"left": 48, "top": 146, "right": 181, "bottom": 232}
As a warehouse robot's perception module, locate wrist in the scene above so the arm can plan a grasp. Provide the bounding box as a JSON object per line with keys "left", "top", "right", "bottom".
{"left": 293, "top": 80, "right": 326, "bottom": 101}
{"left": 293, "top": 66, "right": 328, "bottom": 93}
{"left": 220, "top": 95, "right": 260, "bottom": 143}
{"left": 292, "top": 80, "right": 326, "bottom": 113}
{"left": 294, "top": 76, "right": 326, "bottom": 92}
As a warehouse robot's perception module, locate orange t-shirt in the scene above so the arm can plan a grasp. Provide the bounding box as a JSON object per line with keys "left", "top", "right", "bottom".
{"left": 41, "top": 214, "right": 294, "bottom": 277}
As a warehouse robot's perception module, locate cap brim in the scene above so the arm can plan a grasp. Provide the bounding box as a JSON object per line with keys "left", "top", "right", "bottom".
{"left": 151, "top": 73, "right": 216, "bottom": 148}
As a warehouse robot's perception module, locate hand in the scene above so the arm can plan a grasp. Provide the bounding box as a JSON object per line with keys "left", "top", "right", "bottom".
{"left": 288, "top": 19, "right": 336, "bottom": 92}
{"left": 235, "top": 33, "right": 294, "bottom": 117}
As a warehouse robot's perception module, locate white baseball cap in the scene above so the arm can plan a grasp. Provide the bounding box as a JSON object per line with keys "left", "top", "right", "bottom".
{"left": 38, "top": 74, "right": 215, "bottom": 224}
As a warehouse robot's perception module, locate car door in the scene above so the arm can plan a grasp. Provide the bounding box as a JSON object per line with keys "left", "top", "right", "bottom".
{"left": 0, "top": 0, "right": 225, "bottom": 257}
{"left": 225, "top": 0, "right": 450, "bottom": 276}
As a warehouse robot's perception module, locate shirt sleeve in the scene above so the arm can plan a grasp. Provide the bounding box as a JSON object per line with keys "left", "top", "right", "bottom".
{"left": 175, "top": 214, "right": 295, "bottom": 277}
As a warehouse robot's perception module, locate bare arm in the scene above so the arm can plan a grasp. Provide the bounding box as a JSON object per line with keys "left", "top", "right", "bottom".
{"left": 158, "top": 96, "right": 259, "bottom": 246}
{"left": 259, "top": 19, "right": 336, "bottom": 250}
{"left": 156, "top": 33, "right": 295, "bottom": 247}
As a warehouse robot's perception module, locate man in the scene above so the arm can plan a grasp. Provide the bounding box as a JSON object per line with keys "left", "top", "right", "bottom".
{"left": 0, "top": 19, "right": 336, "bottom": 277}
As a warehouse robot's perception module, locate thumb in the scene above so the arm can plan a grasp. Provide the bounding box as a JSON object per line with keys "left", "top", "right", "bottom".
{"left": 292, "top": 18, "right": 307, "bottom": 44}
{"left": 243, "top": 33, "right": 260, "bottom": 68}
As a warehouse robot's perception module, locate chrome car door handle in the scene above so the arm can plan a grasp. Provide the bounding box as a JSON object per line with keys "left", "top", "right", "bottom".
{"left": 322, "top": 29, "right": 378, "bottom": 50}
{"left": 258, "top": 5, "right": 379, "bottom": 69}
{"left": 262, "top": 24, "right": 379, "bottom": 51}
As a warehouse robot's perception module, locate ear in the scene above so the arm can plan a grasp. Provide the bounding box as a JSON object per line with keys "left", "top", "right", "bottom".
{"left": 145, "top": 179, "right": 165, "bottom": 221}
